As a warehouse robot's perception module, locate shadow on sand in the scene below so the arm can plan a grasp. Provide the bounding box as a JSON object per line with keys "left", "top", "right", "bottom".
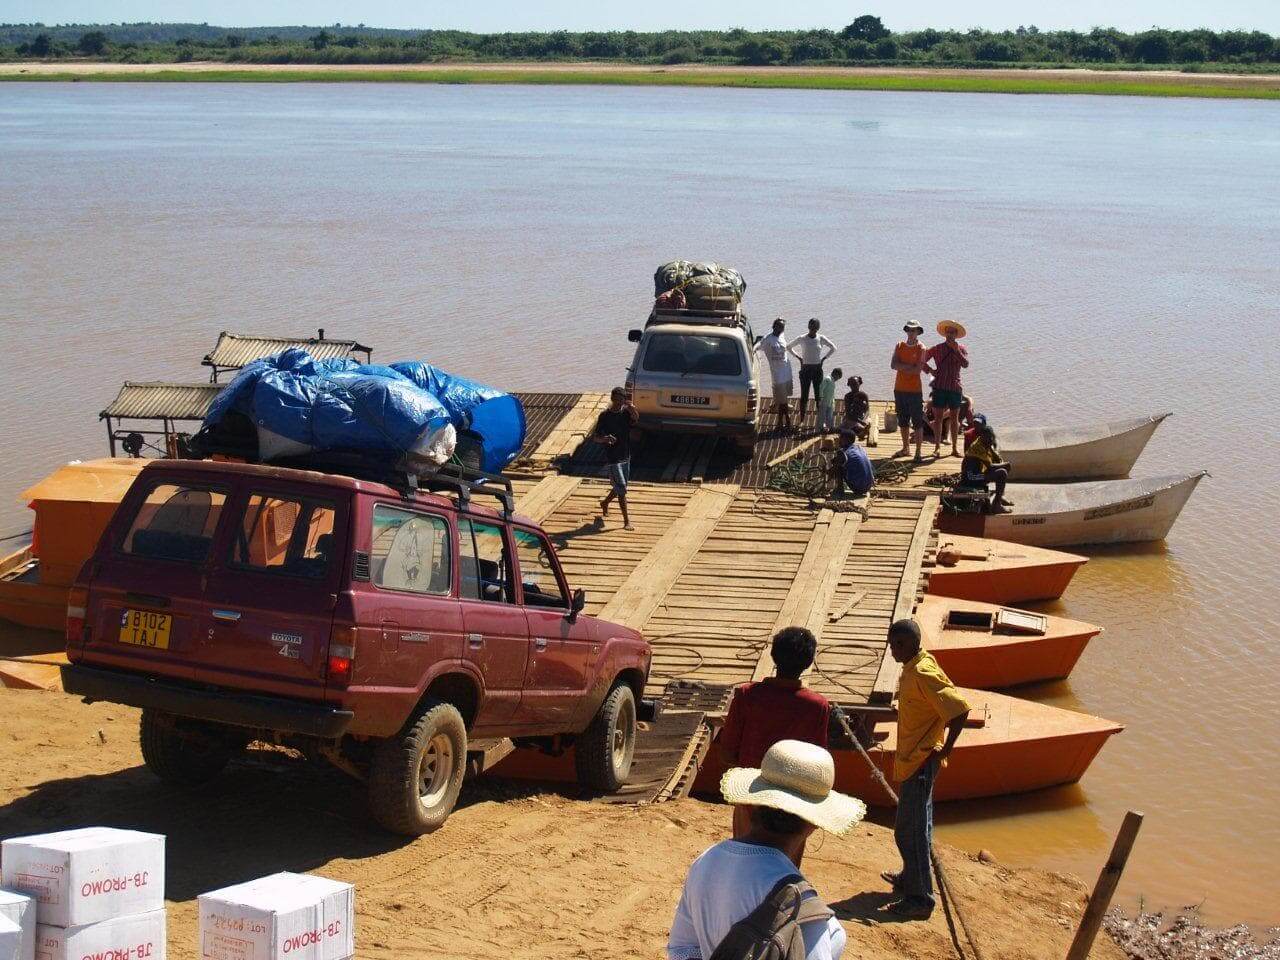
{"left": 0, "top": 755, "right": 560, "bottom": 901}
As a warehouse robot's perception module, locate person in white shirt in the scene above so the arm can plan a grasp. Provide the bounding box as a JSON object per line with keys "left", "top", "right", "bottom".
{"left": 756, "top": 318, "right": 795, "bottom": 434}
{"left": 787, "top": 319, "right": 837, "bottom": 422}
{"left": 667, "top": 740, "right": 867, "bottom": 960}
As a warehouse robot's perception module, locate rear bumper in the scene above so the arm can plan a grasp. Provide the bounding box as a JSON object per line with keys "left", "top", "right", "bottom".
{"left": 61, "top": 664, "right": 354, "bottom": 739}
{"left": 636, "top": 414, "right": 756, "bottom": 439}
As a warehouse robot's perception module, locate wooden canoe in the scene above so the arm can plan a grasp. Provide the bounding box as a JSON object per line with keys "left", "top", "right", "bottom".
{"left": 939, "top": 473, "right": 1206, "bottom": 548}
{"left": 999, "top": 413, "right": 1169, "bottom": 481}
{"left": 927, "top": 534, "right": 1087, "bottom": 604}
{"left": 691, "top": 688, "right": 1122, "bottom": 805}
{"left": 916, "top": 594, "right": 1100, "bottom": 688}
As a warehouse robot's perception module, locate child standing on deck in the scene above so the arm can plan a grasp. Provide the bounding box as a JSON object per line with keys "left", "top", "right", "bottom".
{"left": 839, "top": 375, "right": 870, "bottom": 444}
{"left": 817, "top": 367, "right": 841, "bottom": 434}
{"left": 718, "top": 627, "right": 831, "bottom": 844}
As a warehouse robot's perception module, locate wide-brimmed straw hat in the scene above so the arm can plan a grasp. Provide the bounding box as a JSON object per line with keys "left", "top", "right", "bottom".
{"left": 721, "top": 740, "right": 867, "bottom": 836}
{"left": 937, "top": 320, "right": 967, "bottom": 339}
{"left": 902, "top": 321, "right": 924, "bottom": 334}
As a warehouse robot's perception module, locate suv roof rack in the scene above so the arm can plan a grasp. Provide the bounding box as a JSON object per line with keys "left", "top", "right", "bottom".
{"left": 646, "top": 306, "right": 748, "bottom": 329}
{"left": 267, "top": 453, "right": 515, "bottom": 517}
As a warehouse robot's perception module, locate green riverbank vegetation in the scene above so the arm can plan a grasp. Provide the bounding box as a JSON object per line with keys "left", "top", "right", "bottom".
{"left": 3, "top": 16, "right": 1279, "bottom": 73}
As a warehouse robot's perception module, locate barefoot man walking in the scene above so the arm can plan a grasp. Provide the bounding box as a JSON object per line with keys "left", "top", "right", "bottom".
{"left": 594, "top": 387, "right": 639, "bottom": 530}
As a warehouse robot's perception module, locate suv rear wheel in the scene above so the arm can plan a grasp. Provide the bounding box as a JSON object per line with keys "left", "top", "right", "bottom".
{"left": 368, "top": 699, "right": 467, "bottom": 835}
{"left": 139, "top": 710, "right": 232, "bottom": 787}
{"left": 575, "top": 683, "right": 637, "bottom": 793}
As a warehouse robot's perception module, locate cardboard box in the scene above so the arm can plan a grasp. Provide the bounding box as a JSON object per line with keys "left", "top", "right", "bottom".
{"left": 0, "top": 890, "right": 35, "bottom": 960}
{"left": 34, "top": 909, "right": 165, "bottom": 960}
{"left": 198, "top": 873, "right": 353, "bottom": 960}
{"left": 0, "top": 916, "right": 26, "bottom": 960}
{"left": 1, "top": 828, "right": 164, "bottom": 927}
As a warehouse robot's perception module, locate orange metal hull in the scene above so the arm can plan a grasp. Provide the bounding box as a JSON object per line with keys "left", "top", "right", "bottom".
{"left": 0, "top": 548, "right": 66, "bottom": 631}
{"left": 927, "top": 534, "right": 1087, "bottom": 605}
{"left": 916, "top": 595, "right": 1100, "bottom": 688}
{"left": 694, "top": 687, "right": 1121, "bottom": 805}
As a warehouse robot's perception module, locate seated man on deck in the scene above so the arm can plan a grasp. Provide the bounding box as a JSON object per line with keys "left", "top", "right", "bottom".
{"left": 831, "top": 436, "right": 874, "bottom": 498}
{"left": 959, "top": 424, "right": 1013, "bottom": 515}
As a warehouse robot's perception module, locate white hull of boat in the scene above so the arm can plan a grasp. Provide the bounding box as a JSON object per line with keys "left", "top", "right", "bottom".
{"left": 1000, "top": 413, "right": 1169, "bottom": 481}
{"left": 955, "top": 473, "right": 1206, "bottom": 547}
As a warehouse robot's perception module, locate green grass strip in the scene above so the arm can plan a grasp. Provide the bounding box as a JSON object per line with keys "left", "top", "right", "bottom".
{"left": 4, "top": 67, "right": 1279, "bottom": 99}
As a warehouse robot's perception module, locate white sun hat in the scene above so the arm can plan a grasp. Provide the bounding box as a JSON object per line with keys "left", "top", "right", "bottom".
{"left": 721, "top": 740, "right": 867, "bottom": 837}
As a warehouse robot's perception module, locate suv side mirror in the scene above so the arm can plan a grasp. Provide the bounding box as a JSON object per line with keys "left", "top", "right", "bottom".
{"left": 627, "top": 329, "right": 642, "bottom": 343}
{"left": 567, "top": 587, "right": 586, "bottom": 623}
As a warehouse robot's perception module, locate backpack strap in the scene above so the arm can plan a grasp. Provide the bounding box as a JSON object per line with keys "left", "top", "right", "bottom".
{"left": 760, "top": 875, "right": 835, "bottom": 931}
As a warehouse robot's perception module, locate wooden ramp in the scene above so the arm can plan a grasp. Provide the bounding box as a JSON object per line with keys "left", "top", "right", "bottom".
{"left": 500, "top": 474, "right": 939, "bottom": 803}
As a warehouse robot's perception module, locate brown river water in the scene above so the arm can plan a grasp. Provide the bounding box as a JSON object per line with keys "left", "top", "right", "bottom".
{"left": 0, "top": 83, "right": 1277, "bottom": 925}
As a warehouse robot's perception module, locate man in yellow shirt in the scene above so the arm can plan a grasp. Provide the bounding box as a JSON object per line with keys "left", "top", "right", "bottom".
{"left": 882, "top": 618, "right": 970, "bottom": 919}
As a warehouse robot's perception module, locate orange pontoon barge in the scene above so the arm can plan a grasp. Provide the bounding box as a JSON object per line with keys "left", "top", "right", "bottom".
{"left": 927, "top": 534, "right": 1088, "bottom": 605}
{"left": 916, "top": 594, "right": 1100, "bottom": 689}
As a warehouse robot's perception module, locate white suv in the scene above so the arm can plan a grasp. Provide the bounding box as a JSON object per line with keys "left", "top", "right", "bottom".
{"left": 625, "top": 306, "right": 762, "bottom": 456}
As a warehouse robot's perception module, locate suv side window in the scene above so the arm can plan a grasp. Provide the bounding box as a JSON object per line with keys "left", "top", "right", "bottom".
{"left": 512, "top": 528, "right": 569, "bottom": 609}
{"left": 458, "top": 518, "right": 514, "bottom": 603}
{"left": 231, "top": 492, "right": 336, "bottom": 579}
{"left": 371, "top": 504, "right": 452, "bottom": 595}
{"left": 121, "top": 482, "right": 227, "bottom": 564}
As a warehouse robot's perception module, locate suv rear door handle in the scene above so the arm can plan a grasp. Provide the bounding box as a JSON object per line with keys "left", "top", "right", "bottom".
{"left": 212, "top": 609, "right": 242, "bottom": 623}
{"left": 533, "top": 637, "right": 548, "bottom": 651}
{"left": 467, "top": 633, "right": 484, "bottom": 649}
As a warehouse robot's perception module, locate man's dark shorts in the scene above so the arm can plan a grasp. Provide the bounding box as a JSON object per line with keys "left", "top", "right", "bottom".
{"left": 931, "top": 388, "right": 964, "bottom": 410}
{"left": 894, "top": 390, "right": 925, "bottom": 429}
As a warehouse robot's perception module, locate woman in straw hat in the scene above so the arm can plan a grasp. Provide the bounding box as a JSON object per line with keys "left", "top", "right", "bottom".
{"left": 923, "top": 320, "right": 969, "bottom": 459}
{"left": 667, "top": 740, "right": 866, "bottom": 960}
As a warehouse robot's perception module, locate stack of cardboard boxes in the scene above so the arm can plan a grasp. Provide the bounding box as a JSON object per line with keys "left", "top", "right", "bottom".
{"left": 1, "top": 828, "right": 166, "bottom": 960}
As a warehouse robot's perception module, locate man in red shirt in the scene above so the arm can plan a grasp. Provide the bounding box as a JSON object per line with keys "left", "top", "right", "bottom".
{"left": 718, "top": 626, "right": 831, "bottom": 841}
{"left": 924, "top": 321, "right": 970, "bottom": 459}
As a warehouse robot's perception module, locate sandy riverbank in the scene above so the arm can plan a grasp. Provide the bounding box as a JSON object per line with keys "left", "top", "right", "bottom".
{"left": 2, "top": 60, "right": 1277, "bottom": 98}
{"left": 0, "top": 681, "right": 1126, "bottom": 960}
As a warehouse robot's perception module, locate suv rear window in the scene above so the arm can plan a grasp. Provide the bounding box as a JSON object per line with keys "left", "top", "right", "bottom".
{"left": 231, "top": 493, "right": 336, "bottom": 579}
{"left": 371, "top": 504, "right": 452, "bottom": 595}
{"left": 121, "top": 483, "right": 226, "bottom": 563}
{"left": 643, "top": 333, "right": 742, "bottom": 377}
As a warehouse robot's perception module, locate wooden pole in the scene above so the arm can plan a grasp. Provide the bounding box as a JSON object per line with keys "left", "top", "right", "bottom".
{"left": 1065, "top": 810, "right": 1144, "bottom": 960}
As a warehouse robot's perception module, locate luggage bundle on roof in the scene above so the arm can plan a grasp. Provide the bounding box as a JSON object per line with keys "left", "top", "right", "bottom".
{"left": 653, "top": 260, "right": 747, "bottom": 313}
{"left": 189, "top": 349, "right": 526, "bottom": 477}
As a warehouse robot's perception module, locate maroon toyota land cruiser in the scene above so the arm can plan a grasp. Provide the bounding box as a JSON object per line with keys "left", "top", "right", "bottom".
{"left": 61, "top": 459, "right": 653, "bottom": 835}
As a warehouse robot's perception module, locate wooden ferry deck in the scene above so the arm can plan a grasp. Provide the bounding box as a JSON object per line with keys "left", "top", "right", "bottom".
{"left": 502, "top": 392, "right": 941, "bottom": 802}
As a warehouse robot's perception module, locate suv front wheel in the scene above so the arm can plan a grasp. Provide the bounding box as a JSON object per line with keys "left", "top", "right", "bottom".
{"left": 368, "top": 699, "right": 468, "bottom": 835}
{"left": 575, "top": 683, "right": 637, "bottom": 793}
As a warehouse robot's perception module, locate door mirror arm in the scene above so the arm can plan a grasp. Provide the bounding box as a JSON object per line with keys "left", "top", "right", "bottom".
{"left": 566, "top": 587, "right": 586, "bottom": 623}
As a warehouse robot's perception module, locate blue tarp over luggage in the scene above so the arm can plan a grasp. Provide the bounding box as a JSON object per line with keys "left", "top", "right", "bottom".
{"left": 201, "top": 349, "right": 525, "bottom": 473}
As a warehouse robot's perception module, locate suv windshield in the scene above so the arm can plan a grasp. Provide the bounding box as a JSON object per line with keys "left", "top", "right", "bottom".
{"left": 642, "top": 333, "right": 742, "bottom": 377}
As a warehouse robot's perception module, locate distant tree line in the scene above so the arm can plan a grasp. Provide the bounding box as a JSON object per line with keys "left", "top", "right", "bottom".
{"left": 3, "top": 17, "right": 1279, "bottom": 69}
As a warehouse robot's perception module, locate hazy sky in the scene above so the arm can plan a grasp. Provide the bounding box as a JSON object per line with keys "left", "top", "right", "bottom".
{"left": 1, "top": 0, "right": 1276, "bottom": 33}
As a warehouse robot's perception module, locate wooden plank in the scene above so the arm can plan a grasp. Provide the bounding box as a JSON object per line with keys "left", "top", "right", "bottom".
{"left": 765, "top": 435, "right": 824, "bottom": 469}
{"left": 828, "top": 590, "right": 868, "bottom": 623}
{"left": 513, "top": 475, "right": 583, "bottom": 524}
{"left": 869, "top": 495, "right": 938, "bottom": 703}
{"left": 597, "top": 484, "right": 739, "bottom": 629}
{"left": 526, "top": 392, "right": 609, "bottom": 464}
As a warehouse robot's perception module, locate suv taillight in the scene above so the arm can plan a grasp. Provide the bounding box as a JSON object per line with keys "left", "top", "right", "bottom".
{"left": 66, "top": 586, "right": 89, "bottom": 648}
{"left": 624, "top": 377, "right": 635, "bottom": 401}
{"left": 327, "top": 624, "right": 356, "bottom": 688}
{"left": 746, "top": 385, "right": 758, "bottom": 417}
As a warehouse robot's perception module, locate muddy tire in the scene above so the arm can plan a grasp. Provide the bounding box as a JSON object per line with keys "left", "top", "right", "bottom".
{"left": 575, "top": 683, "right": 637, "bottom": 793}
{"left": 368, "top": 699, "right": 467, "bottom": 836}
{"left": 139, "top": 710, "right": 230, "bottom": 787}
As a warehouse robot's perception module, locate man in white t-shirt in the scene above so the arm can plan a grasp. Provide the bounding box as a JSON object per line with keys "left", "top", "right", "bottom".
{"left": 787, "top": 318, "right": 837, "bottom": 421}
{"left": 756, "top": 318, "right": 795, "bottom": 434}
{"left": 667, "top": 740, "right": 867, "bottom": 960}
